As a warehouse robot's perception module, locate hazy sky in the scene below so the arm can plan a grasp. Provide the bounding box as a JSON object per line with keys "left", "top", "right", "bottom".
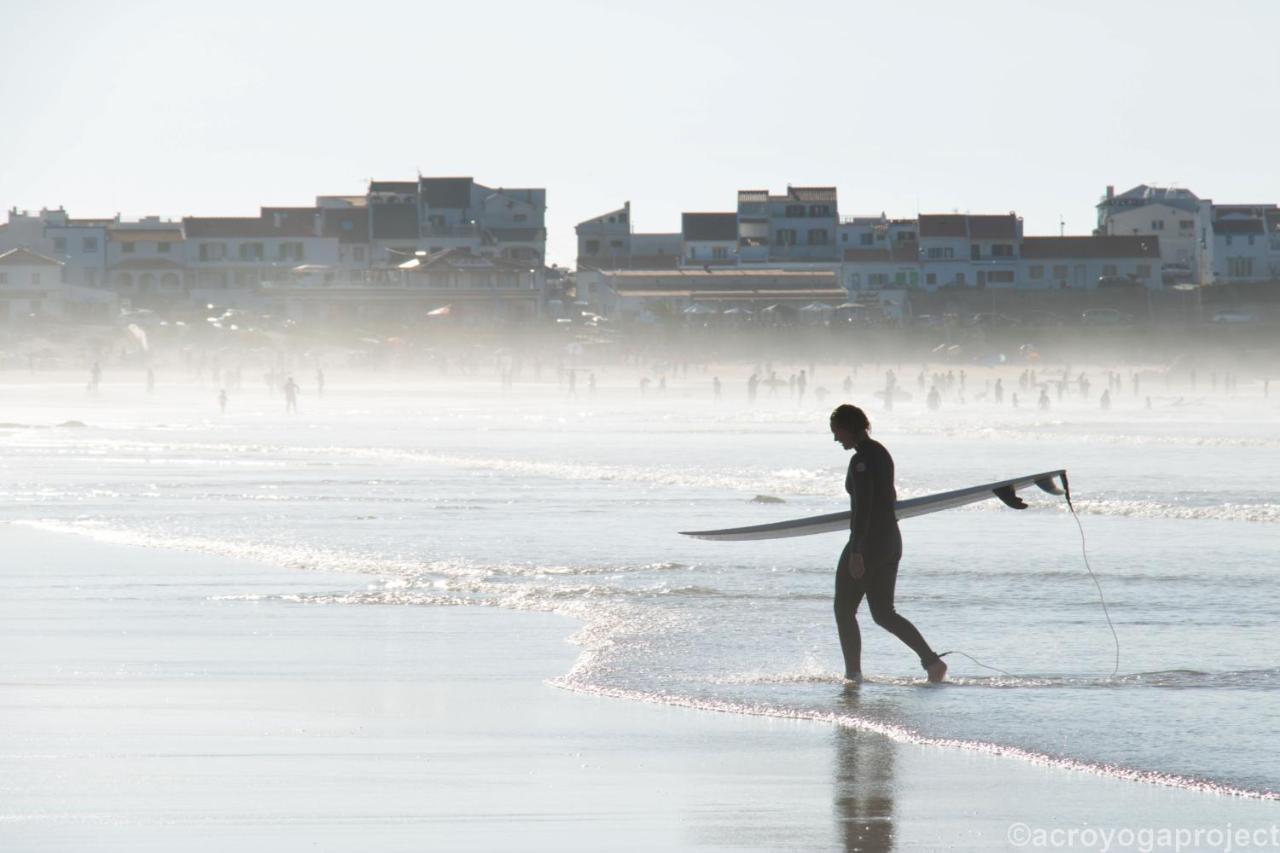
{"left": 4, "top": 0, "right": 1277, "bottom": 264}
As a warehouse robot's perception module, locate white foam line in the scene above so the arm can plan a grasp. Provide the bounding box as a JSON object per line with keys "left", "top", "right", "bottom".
{"left": 549, "top": 676, "right": 1279, "bottom": 801}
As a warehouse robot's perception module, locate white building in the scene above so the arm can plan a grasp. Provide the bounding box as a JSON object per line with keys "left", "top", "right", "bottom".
{"left": 736, "top": 186, "right": 839, "bottom": 264}
{"left": 681, "top": 212, "right": 738, "bottom": 266}
{"left": 1021, "top": 236, "right": 1161, "bottom": 290}
{"left": 0, "top": 248, "right": 116, "bottom": 322}
{"left": 1210, "top": 205, "right": 1279, "bottom": 283}
{"left": 183, "top": 209, "right": 341, "bottom": 307}
{"left": 1096, "top": 185, "right": 1213, "bottom": 284}
{"left": 107, "top": 219, "right": 185, "bottom": 306}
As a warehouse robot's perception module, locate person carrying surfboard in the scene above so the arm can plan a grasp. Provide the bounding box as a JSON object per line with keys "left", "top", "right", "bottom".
{"left": 830, "top": 404, "right": 947, "bottom": 684}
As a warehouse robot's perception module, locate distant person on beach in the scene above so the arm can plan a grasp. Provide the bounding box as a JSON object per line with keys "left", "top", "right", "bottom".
{"left": 829, "top": 404, "right": 947, "bottom": 684}
{"left": 218, "top": 388, "right": 227, "bottom": 414}
{"left": 713, "top": 376, "right": 722, "bottom": 400}
{"left": 283, "top": 376, "right": 300, "bottom": 413}
{"left": 88, "top": 361, "right": 102, "bottom": 394}
{"left": 1100, "top": 389, "right": 1111, "bottom": 410}
{"left": 1039, "top": 388, "right": 1051, "bottom": 411}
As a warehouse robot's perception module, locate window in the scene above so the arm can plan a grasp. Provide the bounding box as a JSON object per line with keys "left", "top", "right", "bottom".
{"left": 926, "top": 273, "right": 936, "bottom": 285}
{"left": 1227, "top": 257, "right": 1254, "bottom": 278}
{"left": 1248, "top": 235, "right": 1255, "bottom": 245}
{"left": 868, "top": 273, "right": 889, "bottom": 287}
{"left": 513, "top": 213, "right": 527, "bottom": 222}
{"left": 712, "top": 246, "right": 728, "bottom": 260}
{"left": 776, "top": 229, "right": 797, "bottom": 246}
{"left": 1152, "top": 220, "right": 1165, "bottom": 230}
{"left": 848, "top": 272, "right": 862, "bottom": 287}
{"left": 1053, "top": 264, "right": 1068, "bottom": 280}
{"left": 53, "top": 237, "right": 66, "bottom": 252}
{"left": 122, "top": 242, "right": 135, "bottom": 253}
{"left": 926, "top": 247, "right": 951, "bottom": 260}
{"left": 239, "top": 242, "right": 264, "bottom": 261}
{"left": 688, "top": 247, "right": 698, "bottom": 260}
{"left": 970, "top": 244, "right": 980, "bottom": 260}
{"left": 1102, "top": 264, "right": 1118, "bottom": 277}
{"left": 1136, "top": 264, "right": 1151, "bottom": 279}
{"left": 807, "top": 229, "right": 828, "bottom": 245}
{"left": 808, "top": 205, "right": 830, "bottom": 218}
{"left": 841, "top": 233, "right": 848, "bottom": 243}
{"left": 158, "top": 242, "right": 170, "bottom": 253}
{"left": 989, "top": 271, "right": 1014, "bottom": 284}
{"left": 785, "top": 205, "right": 805, "bottom": 218}
{"left": 894, "top": 272, "right": 906, "bottom": 285}
{"left": 1180, "top": 220, "right": 1194, "bottom": 230}
{"left": 897, "top": 231, "right": 916, "bottom": 242}
{"left": 585, "top": 240, "right": 599, "bottom": 255}
{"left": 199, "top": 242, "right": 226, "bottom": 261}
{"left": 956, "top": 272, "right": 966, "bottom": 285}
{"left": 860, "top": 233, "right": 873, "bottom": 246}
{"left": 83, "top": 237, "right": 98, "bottom": 252}
{"left": 609, "top": 239, "right": 624, "bottom": 249}
{"left": 32, "top": 272, "right": 41, "bottom": 285}
{"left": 991, "top": 244, "right": 1014, "bottom": 257}
{"left": 1030, "top": 265, "right": 1044, "bottom": 279}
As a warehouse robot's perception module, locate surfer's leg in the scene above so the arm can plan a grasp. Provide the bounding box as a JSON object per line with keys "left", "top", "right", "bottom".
{"left": 865, "top": 560, "right": 944, "bottom": 677}
{"left": 834, "top": 542, "right": 866, "bottom": 679}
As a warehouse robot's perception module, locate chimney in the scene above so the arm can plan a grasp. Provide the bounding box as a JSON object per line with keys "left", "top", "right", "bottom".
{"left": 1106, "top": 185, "right": 1115, "bottom": 200}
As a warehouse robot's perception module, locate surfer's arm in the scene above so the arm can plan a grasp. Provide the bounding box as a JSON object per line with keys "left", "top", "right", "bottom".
{"left": 850, "top": 459, "right": 873, "bottom": 555}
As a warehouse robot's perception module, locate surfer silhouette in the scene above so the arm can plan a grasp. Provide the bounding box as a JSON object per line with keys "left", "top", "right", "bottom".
{"left": 830, "top": 404, "right": 947, "bottom": 684}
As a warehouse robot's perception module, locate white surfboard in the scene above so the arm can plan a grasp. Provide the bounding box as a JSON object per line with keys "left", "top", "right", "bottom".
{"left": 680, "top": 470, "right": 1068, "bottom": 541}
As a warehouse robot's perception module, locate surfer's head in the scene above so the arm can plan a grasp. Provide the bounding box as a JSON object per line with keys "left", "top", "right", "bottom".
{"left": 829, "top": 404, "right": 869, "bottom": 449}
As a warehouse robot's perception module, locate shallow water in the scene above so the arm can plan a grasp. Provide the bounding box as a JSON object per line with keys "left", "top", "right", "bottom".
{"left": 2, "top": 367, "right": 1278, "bottom": 798}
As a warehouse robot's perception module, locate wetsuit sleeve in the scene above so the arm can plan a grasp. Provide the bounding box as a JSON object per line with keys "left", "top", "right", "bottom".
{"left": 850, "top": 457, "right": 873, "bottom": 554}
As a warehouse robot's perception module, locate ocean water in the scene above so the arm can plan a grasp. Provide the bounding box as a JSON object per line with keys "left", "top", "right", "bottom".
{"left": 2, "top": 366, "right": 1278, "bottom": 799}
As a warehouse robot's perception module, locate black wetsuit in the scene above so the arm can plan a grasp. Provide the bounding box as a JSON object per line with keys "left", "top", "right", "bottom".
{"left": 834, "top": 437, "right": 940, "bottom": 675}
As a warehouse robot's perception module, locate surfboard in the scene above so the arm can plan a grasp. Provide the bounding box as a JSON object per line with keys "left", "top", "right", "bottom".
{"left": 680, "top": 470, "right": 1068, "bottom": 541}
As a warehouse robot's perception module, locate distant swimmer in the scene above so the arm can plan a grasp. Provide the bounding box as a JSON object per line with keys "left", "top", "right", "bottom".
{"left": 747, "top": 373, "right": 759, "bottom": 403}
{"left": 830, "top": 405, "right": 946, "bottom": 684}
{"left": 1038, "top": 388, "right": 1051, "bottom": 411}
{"left": 283, "top": 376, "right": 300, "bottom": 413}
{"left": 1100, "top": 389, "right": 1111, "bottom": 410}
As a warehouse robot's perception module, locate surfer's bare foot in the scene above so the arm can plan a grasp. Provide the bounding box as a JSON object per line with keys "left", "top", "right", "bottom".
{"left": 925, "top": 659, "right": 948, "bottom": 684}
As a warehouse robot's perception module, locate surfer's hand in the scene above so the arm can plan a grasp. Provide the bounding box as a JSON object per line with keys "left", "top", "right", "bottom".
{"left": 846, "top": 551, "right": 865, "bottom": 580}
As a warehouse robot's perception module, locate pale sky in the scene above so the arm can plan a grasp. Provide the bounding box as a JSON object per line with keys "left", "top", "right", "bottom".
{"left": 4, "top": 0, "right": 1277, "bottom": 265}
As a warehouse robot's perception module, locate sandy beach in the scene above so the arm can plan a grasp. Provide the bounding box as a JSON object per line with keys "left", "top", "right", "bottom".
{"left": 0, "top": 524, "right": 1275, "bottom": 852}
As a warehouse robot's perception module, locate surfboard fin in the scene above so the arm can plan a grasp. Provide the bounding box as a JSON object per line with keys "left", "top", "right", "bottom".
{"left": 1035, "top": 476, "right": 1065, "bottom": 495}
{"left": 993, "top": 485, "right": 1028, "bottom": 509}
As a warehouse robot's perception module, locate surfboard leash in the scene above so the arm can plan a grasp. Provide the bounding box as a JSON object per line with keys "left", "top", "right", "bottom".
{"left": 939, "top": 471, "right": 1121, "bottom": 681}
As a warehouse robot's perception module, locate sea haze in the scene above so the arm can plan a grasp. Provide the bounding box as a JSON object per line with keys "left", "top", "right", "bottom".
{"left": 3, "top": 369, "right": 1277, "bottom": 798}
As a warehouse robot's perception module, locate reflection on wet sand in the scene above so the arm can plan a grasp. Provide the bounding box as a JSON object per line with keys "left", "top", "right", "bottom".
{"left": 834, "top": 688, "right": 896, "bottom": 852}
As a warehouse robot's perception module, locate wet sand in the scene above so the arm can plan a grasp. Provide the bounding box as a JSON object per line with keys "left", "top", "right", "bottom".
{"left": 1, "top": 525, "right": 1275, "bottom": 852}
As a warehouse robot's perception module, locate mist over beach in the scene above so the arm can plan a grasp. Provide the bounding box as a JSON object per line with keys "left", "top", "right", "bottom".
{"left": 4, "top": 1, "right": 1280, "bottom": 850}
